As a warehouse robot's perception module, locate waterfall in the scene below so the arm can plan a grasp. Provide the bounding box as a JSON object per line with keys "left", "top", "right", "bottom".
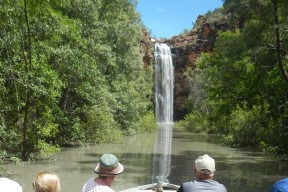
{"left": 154, "top": 43, "right": 174, "bottom": 124}
{"left": 151, "top": 43, "right": 174, "bottom": 183}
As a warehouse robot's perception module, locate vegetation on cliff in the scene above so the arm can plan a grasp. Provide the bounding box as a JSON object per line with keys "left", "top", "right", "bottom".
{"left": 178, "top": 0, "right": 288, "bottom": 157}
{"left": 0, "top": 0, "right": 156, "bottom": 162}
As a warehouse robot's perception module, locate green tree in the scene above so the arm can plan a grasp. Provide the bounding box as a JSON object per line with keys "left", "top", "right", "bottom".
{"left": 180, "top": 0, "right": 288, "bottom": 155}
{"left": 0, "top": 0, "right": 154, "bottom": 161}
{"left": 0, "top": 0, "right": 66, "bottom": 160}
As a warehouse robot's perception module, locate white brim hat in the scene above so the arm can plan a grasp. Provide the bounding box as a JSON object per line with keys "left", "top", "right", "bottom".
{"left": 94, "top": 154, "right": 124, "bottom": 176}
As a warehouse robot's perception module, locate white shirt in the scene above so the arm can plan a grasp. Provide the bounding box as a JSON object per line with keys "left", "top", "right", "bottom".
{"left": 82, "top": 178, "right": 115, "bottom": 192}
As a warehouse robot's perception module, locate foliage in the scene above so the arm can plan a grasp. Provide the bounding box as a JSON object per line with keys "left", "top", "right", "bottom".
{"left": 175, "top": 112, "right": 210, "bottom": 133}
{"left": 181, "top": 0, "right": 288, "bottom": 155}
{"left": 0, "top": 0, "right": 154, "bottom": 161}
{"left": 224, "top": 103, "right": 270, "bottom": 148}
{"left": 83, "top": 104, "right": 122, "bottom": 143}
{"left": 136, "top": 111, "right": 158, "bottom": 134}
{"left": 33, "top": 140, "right": 60, "bottom": 160}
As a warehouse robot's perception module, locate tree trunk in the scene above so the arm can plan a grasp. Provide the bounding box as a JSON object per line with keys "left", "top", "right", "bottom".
{"left": 21, "top": 0, "right": 32, "bottom": 161}
{"left": 273, "top": 0, "right": 288, "bottom": 85}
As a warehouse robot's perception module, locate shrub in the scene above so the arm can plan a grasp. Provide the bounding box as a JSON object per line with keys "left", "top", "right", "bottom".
{"left": 136, "top": 111, "right": 157, "bottom": 134}
{"left": 176, "top": 112, "right": 209, "bottom": 133}
{"left": 84, "top": 105, "right": 123, "bottom": 143}
{"left": 226, "top": 104, "right": 269, "bottom": 149}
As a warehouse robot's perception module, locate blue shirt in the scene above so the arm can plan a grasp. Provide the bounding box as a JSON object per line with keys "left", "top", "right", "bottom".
{"left": 271, "top": 178, "right": 288, "bottom": 192}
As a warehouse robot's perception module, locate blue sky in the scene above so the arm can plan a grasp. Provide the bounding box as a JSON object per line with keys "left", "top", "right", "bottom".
{"left": 136, "top": 0, "right": 224, "bottom": 38}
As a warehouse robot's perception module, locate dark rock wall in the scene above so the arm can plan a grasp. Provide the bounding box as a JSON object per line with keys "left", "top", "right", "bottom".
{"left": 144, "top": 12, "right": 238, "bottom": 120}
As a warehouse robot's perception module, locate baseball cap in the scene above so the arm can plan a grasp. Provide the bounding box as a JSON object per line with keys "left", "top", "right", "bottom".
{"left": 195, "top": 154, "right": 216, "bottom": 175}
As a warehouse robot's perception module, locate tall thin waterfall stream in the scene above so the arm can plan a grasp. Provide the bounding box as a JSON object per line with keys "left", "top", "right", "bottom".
{"left": 152, "top": 43, "right": 174, "bottom": 183}
{"left": 154, "top": 43, "right": 174, "bottom": 124}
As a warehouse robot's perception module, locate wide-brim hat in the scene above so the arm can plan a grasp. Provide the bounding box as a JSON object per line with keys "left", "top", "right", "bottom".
{"left": 94, "top": 154, "right": 124, "bottom": 176}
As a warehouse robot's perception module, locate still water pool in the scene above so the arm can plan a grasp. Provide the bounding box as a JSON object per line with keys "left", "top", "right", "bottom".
{"left": 2, "top": 128, "right": 288, "bottom": 192}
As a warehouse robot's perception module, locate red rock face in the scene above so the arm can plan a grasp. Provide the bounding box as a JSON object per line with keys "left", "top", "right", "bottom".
{"left": 141, "top": 29, "right": 154, "bottom": 68}
{"left": 142, "top": 13, "right": 238, "bottom": 120}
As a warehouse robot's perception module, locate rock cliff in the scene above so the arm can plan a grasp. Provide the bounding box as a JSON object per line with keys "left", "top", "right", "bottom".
{"left": 144, "top": 9, "right": 238, "bottom": 120}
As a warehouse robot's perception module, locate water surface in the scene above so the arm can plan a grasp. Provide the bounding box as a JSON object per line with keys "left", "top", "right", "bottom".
{"left": 2, "top": 129, "right": 288, "bottom": 192}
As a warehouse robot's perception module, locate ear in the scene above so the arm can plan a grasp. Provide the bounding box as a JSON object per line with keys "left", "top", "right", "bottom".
{"left": 193, "top": 167, "right": 197, "bottom": 174}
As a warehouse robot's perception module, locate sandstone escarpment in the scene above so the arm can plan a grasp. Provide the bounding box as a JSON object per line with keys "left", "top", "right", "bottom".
{"left": 144, "top": 9, "right": 238, "bottom": 120}
{"left": 165, "top": 11, "right": 238, "bottom": 120}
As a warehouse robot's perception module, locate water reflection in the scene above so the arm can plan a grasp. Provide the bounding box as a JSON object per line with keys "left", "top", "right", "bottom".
{"left": 152, "top": 123, "right": 173, "bottom": 183}
{"left": 2, "top": 129, "right": 288, "bottom": 192}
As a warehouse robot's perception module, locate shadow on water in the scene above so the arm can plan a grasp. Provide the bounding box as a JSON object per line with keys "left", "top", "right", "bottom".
{"left": 2, "top": 127, "right": 288, "bottom": 192}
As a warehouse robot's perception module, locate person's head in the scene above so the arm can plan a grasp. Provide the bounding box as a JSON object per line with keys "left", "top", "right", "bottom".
{"left": 94, "top": 154, "right": 124, "bottom": 185}
{"left": 194, "top": 154, "right": 216, "bottom": 180}
{"left": 0, "top": 177, "right": 23, "bottom": 192}
{"left": 32, "top": 171, "right": 60, "bottom": 192}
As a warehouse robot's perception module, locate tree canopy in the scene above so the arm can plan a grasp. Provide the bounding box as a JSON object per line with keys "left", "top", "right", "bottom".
{"left": 0, "top": 0, "right": 156, "bottom": 161}
{"left": 179, "top": 0, "right": 288, "bottom": 157}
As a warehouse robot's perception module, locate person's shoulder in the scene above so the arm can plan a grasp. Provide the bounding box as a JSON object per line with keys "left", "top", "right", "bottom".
{"left": 218, "top": 182, "right": 227, "bottom": 192}
{"left": 274, "top": 177, "right": 288, "bottom": 184}
{"left": 272, "top": 177, "right": 288, "bottom": 187}
{"left": 215, "top": 180, "right": 227, "bottom": 188}
{"left": 206, "top": 179, "right": 223, "bottom": 185}
{"left": 209, "top": 180, "right": 227, "bottom": 192}
{"left": 84, "top": 178, "right": 95, "bottom": 184}
{"left": 272, "top": 177, "right": 288, "bottom": 192}
{"left": 99, "top": 185, "right": 115, "bottom": 192}
{"left": 82, "top": 183, "right": 114, "bottom": 192}
{"left": 82, "top": 178, "right": 96, "bottom": 192}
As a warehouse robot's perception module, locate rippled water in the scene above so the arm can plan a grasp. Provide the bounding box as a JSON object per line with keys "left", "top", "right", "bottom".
{"left": 2, "top": 128, "right": 288, "bottom": 192}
